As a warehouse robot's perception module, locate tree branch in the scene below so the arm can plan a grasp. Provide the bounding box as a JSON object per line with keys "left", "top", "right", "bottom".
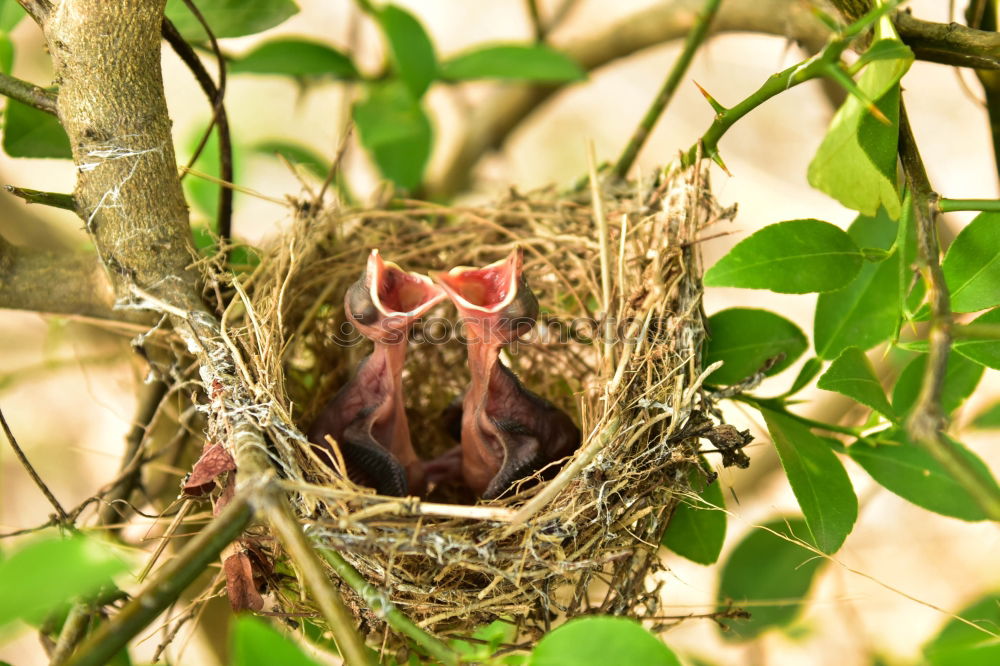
{"left": 0, "top": 71, "right": 57, "bottom": 114}
{"left": 611, "top": 0, "right": 722, "bottom": 180}
{"left": 44, "top": 0, "right": 203, "bottom": 311}
{"left": 895, "top": 10, "right": 1000, "bottom": 71}
{"left": 424, "top": 0, "right": 830, "bottom": 198}
{"left": 898, "top": 101, "right": 1000, "bottom": 522}
{"left": 64, "top": 491, "right": 255, "bottom": 666}
{"left": 0, "top": 235, "right": 118, "bottom": 319}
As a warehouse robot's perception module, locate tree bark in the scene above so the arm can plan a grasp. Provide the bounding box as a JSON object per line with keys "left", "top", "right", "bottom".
{"left": 43, "top": 0, "right": 201, "bottom": 310}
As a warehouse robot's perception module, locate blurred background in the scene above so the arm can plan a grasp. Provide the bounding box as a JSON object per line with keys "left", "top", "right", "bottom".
{"left": 1, "top": 1, "right": 997, "bottom": 664}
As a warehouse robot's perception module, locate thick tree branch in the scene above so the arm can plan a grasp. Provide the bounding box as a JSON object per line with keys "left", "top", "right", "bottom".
{"left": 44, "top": 0, "right": 203, "bottom": 312}
{"left": 0, "top": 235, "right": 117, "bottom": 319}
{"left": 896, "top": 11, "right": 1000, "bottom": 71}
{"left": 425, "top": 0, "right": 829, "bottom": 198}
{"left": 0, "top": 71, "right": 57, "bottom": 114}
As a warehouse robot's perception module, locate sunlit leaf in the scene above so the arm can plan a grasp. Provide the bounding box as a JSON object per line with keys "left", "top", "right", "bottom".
{"left": 0, "top": 33, "right": 12, "bottom": 75}
{"left": 0, "top": 0, "right": 24, "bottom": 32}
{"left": 530, "top": 616, "right": 681, "bottom": 666}
{"left": 376, "top": 4, "right": 437, "bottom": 99}
{"left": 807, "top": 15, "right": 912, "bottom": 218}
{"left": 231, "top": 616, "right": 321, "bottom": 666}
{"left": 230, "top": 39, "right": 359, "bottom": 79}
{"left": 970, "top": 401, "right": 1000, "bottom": 429}
{"left": 353, "top": 81, "right": 432, "bottom": 189}
{"left": 762, "top": 410, "right": 857, "bottom": 554}
{"left": 2, "top": 98, "right": 71, "bottom": 159}
{"left": 818, "top": 347, "right": 896, "bottom": 420}
{"left": 952, "top": 308, "right": 1000, "bottom": 370}
{"left": 717, "top": 518, "right": 824, "bottom": 641}
{"left": 923, "top": 593, "right": 1000, "bottom": 666}
{"left": 848, "top": 429, "right": 999, "bottom": 521}
{"left": 891, "top": 353, "right": 983, "bottom": 417}
{"left": 942, "top": 212, "right": 1000, "bottom": 312}
{"left": 0, "top": 533, "right": 128, "bottom": 627}
{"left": 661, "top": 459, "right": 726, "bottom": 565}
{"left": 814, "top": 208, "right": 903, "bottom": 359}
{"left": 440, "top": 44, "right": 584, "bottom": 82}
{"left": 704, "top": 220, "right": 862, "bottom": 293}
{"left": 704, "top": 308, "right": 807, "bottom": 385}
{"left": 165, "top": 0, "right": 298, "bottom": 40}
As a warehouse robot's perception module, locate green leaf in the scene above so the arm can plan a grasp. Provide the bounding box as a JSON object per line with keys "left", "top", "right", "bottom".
{"left": 818, "top": 347, "right": 896, "bottom": 420}
{"left": 761, "top": 410, "right": 858, "bottom": 554}
{"left": 376, "top": 4, "right": 437, "bottom": 99}
{"left": 780, "top": 357, "right": 824, "bottom": 397}
{"left": 353, "top": 81, "right": 432, "bottom": 189}
{"left": 0, "top": 1, "right": 24, "bottom": 32}
{"left": 716, "top": 518, "right": 824, "bottom": 641}
{"left": 165, "top": 0, "right": 298, "bottom": 40}
{"left": 0, "top": 33, "right": 13, "bottom": 75}
{"left": 704, "top": 220, "right": 862, "bottom": 293}
{"left": 953, "top": 308, "right": 1000, "bottom": 370}
{"left": 453, "top": 621, "right": 517, "bottom": 661}
{"left": 0, "top": 533, "right": 128, "bottom": 627}
{"left": 704, "top": 308, "right": 807, "bottom": 385}
{"left": 814, "top": 208, "right": 903, "bottom": 359}
{"left": 2, "top": 98, "right": 72, "bottom": 159}
{"left": 970, "top": 401, "right": 1000, "bottom": 429}
{"left": 923, "top": 593, "right": 1000, "bottom": 666}
{"left": 849, "top": 429, "right": 999, "bottom": 521}
{"left": 942, "top": 212, "right": 1000, "bottom": 312}
{"left": 231, "top": 616, "right": 321, "bottom": 666}
{"left": 807, "top": 22, "right": 912, "bottom": 217}
{"left": 251, "top": 140, "right": 329, "bottom": 179}
{"left": 440, "top": 44, "right": 584, "bottom": 82}
{"left": 230, "top": 39, "right": 359, "bottom": 79}
{"left": 530, "top": 616, "right": 681, "bottom": 666}
{"left": 661, "top": 459, "right": 726, "bottom": 565}
{"left": 891, "top": 353, "right": 983, "bottom": 417}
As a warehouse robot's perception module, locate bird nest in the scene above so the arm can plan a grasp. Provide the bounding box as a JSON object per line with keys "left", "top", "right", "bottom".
{"left": 219, "top": 164, "right": 736, "bottom": 640}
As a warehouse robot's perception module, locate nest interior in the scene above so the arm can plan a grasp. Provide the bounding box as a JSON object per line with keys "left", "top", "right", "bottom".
{"left": 224, "top": 165, "right": 734, "bottom": 639}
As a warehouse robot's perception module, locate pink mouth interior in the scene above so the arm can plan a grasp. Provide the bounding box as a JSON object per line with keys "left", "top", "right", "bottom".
{"left": 377, "top": 268, "right": 438, "bottom": 313}
{"left": 447, "top": 267, "right": 511, "bottom": 309}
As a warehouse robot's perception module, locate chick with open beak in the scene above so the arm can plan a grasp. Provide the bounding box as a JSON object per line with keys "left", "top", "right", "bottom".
{"left": 434, "top": 249, "right": 581, "bottom": 499}
{"left": 309, "top": 250, "right": 445, "bottom": 496}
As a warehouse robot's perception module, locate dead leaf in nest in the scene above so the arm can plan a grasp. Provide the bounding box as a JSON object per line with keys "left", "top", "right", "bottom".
{"left": 223, "top": 551, "right": 264, "bottom": 612}
{"left": 183, "top": 443, "right": 236, "bottom": 496}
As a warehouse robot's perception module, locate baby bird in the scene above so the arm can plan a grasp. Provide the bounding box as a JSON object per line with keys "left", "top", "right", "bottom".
{"left": 309, "top": 250, "right": 445, "bottom": 496}
{"left": 434, "top": 249, "right": 581, "bottom": 499}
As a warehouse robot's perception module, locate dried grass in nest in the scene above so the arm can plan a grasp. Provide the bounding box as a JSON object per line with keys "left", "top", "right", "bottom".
{"left": 222, "top": 164, "right": 734, "bottom": 638}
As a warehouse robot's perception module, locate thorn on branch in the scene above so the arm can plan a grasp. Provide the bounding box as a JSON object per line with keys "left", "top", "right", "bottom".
{"left": 5, "top": 185, "right": 76, "bottom": 211}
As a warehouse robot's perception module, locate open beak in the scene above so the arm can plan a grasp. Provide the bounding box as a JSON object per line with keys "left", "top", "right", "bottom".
{"left": 346, "top": 249, "right": 446, "bottom": 342}
{"left": 435, "top": 248, "right": 538, "bottom": 345}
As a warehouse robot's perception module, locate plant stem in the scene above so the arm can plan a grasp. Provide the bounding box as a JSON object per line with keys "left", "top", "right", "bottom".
{"left": 734, "top": 395, "right": 863, "bottom": 437}
{"left": 937, "top": 197, "right": 1000, "bottom": 213}
{"left": 318, "top": 548, "right": 461, "bottom": 666}
{"left": 4, "top": 185, "right": 75, "bottom": 210}
{"left": 898, "top": 102, "right": 1000, "bottom": 522}
{"left": 64, "top": 492, "right": 254, "bottom": 666}
{"left": 612, "top": 0, "right": 722, "bottom": 179}
{"left": 261, "top": 493, "right": 375, "bottom": 666}
{"left": 50, "top": 603, "right": 91, "bottom": 665}
{"left": 0, "top": 71, "right": 57, "bottom": 114}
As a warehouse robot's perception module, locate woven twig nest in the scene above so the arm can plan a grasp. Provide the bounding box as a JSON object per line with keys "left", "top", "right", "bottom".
{"left": 222, "top": 165, "right": 734, "bottom": 639}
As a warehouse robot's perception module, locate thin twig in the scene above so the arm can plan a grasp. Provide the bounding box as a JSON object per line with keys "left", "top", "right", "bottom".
{"left": 611, "top": 0, "right": 722, "bottom": 179}
{"left": 64, "top": 491, "right": 255, "bottom": 666}
{"left": 318, "top": 548, "right": 460, "bottom": 666}
{"left": 4, "top": 185, "right": 75, "bottom": 211}
{"left": 99, "top": 380, "right": 169, "bottom": 531}
{"left": 161, "top": 16, "right": 234, "bottom": 243}
{"left": 0, "top": 71, "right": 57, "bottom": 114}
{"left": 897, "top": 101, "right": 1000, "bottom": 521}
{"left": 525, "top": 0, "right": 544, "bottom": 42}
{"left": 0, "top": 405, "right": 69, "bottom": 522}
